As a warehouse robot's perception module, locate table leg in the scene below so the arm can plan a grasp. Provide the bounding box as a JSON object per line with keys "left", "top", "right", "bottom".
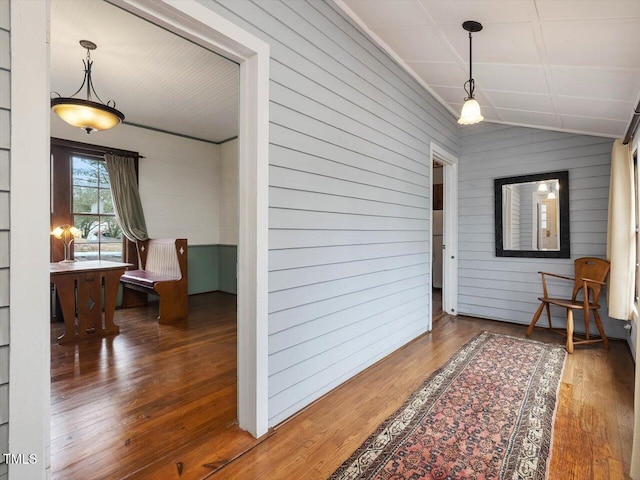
{"left": 54, "top": 276, "right": 77, "bottom": 344}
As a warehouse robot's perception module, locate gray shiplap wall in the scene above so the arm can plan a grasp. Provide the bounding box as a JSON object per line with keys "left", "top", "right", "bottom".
{"left": 0, "top": 0, "right": 9, "bottom": 477}
{"left": 206, "top": 0, "right": 458, "bottom": 425}
{"left": 458, "top": 123, "right": 626, "bottom": 339}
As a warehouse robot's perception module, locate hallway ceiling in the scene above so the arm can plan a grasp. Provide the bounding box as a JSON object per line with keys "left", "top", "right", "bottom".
{"left": 338, "top": 0, "right": 640, "bottom": 138}
{"left": 50, "top": 0, "right": 239, "bottom": 143}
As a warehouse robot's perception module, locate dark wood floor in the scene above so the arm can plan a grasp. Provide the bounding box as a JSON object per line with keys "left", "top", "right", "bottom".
{"left": 51, "top": 294, "right": 635, "bottom": 480}
{"left": 50, "top": 291, "right": 251, "bottom": 480}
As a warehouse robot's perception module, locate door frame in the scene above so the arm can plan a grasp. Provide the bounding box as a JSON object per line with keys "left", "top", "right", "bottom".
{"left": 10, "top": 1, "right": 270, "bottom": 477}
{"left": 429, "top": 142, "right": 458, "bottom": 324}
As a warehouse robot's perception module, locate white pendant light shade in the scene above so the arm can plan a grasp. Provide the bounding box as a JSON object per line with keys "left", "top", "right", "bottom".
{"left": 457, "top": 97, "right": 484, "bottom": 125}
{"left": 547, "top": 191, "right": 556, "bottom": 200}
{"left": 537, "top": 183, "right": 549, "bottom": 192}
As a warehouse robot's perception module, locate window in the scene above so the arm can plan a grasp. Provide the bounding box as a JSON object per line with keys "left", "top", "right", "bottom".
{"left": 51, "top": 138, "right": 139, "bottom": 263}
{"left": 71, "top": 156, "right": 122, "bottom": 261}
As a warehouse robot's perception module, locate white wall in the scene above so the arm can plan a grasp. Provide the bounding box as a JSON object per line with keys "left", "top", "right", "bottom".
{"left": 219, "top": 138, "right": 238, "bottom": 245}
{"left": 51, "top": 117, "right": 220, "bottom": 245}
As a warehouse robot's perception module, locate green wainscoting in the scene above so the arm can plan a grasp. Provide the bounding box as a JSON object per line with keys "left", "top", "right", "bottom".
{"left": 217, "top": 245, "right": 238, "bottom": 294}
{"left": 188, "top": 244, "right": 237, "bottom": 295}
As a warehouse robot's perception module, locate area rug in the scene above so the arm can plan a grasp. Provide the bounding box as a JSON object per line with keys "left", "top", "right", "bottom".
{"left": 329, "top": 331, "right": 566, "bottom": 480}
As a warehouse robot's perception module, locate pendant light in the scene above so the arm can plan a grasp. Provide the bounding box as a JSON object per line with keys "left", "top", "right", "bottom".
{"left": 51, "top": 40, "right": 125, "bottom": 134}
{"left": 458, "top": 21, "right": 484, "bottom": 125}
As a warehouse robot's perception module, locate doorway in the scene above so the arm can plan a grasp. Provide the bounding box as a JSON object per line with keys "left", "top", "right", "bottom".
{"left": 9, "top": 1, "right": 269, "bottom": 477}
{"left": 429, "top": 142, "right": 458, "bottom": 329}
{"left": 432, "top": 161, "right": 445, "bottom": 322}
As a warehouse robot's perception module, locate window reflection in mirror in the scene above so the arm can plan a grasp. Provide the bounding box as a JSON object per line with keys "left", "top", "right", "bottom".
{"left": 495, "top": 171, "right": 570, "bottom": 258}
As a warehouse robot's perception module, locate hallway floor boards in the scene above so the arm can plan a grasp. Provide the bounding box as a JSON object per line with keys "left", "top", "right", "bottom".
{"left": 51, "top": 295, "right": 635, "bottom": 479}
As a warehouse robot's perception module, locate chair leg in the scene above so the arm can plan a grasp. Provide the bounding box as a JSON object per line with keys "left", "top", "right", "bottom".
{"left": 527, "top": 302, "right": 546, "bottom": 337}
{"left": 583, "top": 308, "right": 590, "bottom": 340}
{"left": 593, "top": 309, "right": 610, "bottom": 350}
{"left": 565, "top": 309, "right": 574, "bottom": 354}
{"left": 545, "top": 303, "right": 553, "bottom": 329}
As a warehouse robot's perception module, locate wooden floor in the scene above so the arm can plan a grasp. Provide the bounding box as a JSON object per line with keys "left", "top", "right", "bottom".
{"left": 52, "top": 294, "right": 635, "bottom": 480}
{"left": 50, "top": 291, "right": 255, "bottom": 480}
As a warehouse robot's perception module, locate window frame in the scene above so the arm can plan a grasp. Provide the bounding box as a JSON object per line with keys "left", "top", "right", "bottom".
{"left": 50, "top": 138, "right": 140, "bottom": 265}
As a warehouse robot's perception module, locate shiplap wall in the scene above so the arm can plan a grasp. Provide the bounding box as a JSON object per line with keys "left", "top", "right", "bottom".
{"left": 458, "top": 123, "right": 626, "bottom": 339}
{"left": 0, "top": 1, "right": 9, "bottom": 477}
{"left": 207, "top": 0, "right": 458, "bottom": 425}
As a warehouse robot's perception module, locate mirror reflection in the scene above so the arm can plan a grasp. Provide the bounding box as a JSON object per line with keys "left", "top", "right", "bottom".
{"left": 494, "top": 170, "right": 570, "bottom": 258}
{"left": 502, "top": 180, "right": 560, "bottom": 251}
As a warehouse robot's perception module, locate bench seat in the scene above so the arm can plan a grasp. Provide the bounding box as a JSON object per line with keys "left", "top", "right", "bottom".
{"left": 120, "top": 238, "right": 188, "bottom": 324}
{"left": 121, "top": 269, "right": 178, "bottom": 289}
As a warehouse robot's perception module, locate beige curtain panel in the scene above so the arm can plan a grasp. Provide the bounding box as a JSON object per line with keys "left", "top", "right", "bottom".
{"left": 633, "top": 346, "right": 639, "bottom": 480}
{"left": 105, "top": 154, "right": 149, "bottom": 242}
{"left": 606, "top": 139, "right": 635, "bottom": 320}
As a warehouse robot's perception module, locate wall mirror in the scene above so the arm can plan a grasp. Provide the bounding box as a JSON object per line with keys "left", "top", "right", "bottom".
{"left": 494, "top": 170, "right": 570, "bottom": 258}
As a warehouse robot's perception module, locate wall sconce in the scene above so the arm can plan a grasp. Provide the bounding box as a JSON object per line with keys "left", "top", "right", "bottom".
{"left": 51, "top": 225, "right": 82, "bottom": 263}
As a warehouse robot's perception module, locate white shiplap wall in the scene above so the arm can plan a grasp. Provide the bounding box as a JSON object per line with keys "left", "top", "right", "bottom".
{"left": 0, "top": 1, "right": 9, "bottom": 477}
{"left": 458, "top": 122, "right": 626, "bottom": 339}
{"left": 207, "top": 0, "right": 458, "bottom": 425}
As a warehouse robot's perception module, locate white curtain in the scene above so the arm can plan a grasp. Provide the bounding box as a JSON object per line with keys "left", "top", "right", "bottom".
{"left": 633, "top": 339, "right": 639, "bottom": 479}
{"left": 606, "top": 139, "right": 635, "bottom": 320}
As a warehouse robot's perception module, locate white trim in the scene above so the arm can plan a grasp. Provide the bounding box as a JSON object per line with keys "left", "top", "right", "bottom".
{"left": 108, "top": 0, "right": 271, "bottom": 438}
{"left": 10, "top": 3, "right": 269, "bottom": 478}
{"left": 9, "top": 2, "right": 51, "bottom": 479}
{"left": 430, "top": 142, "right": 459, "bottom": 317}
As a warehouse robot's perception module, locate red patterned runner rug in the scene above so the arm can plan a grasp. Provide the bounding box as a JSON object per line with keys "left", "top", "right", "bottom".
{"left": 329, "top": 332, "right": 566, "bottom": 480}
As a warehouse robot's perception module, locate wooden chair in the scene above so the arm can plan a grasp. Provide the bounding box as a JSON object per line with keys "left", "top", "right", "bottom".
{"left": 526, "top": 257, "right": 610, "bottom": 353}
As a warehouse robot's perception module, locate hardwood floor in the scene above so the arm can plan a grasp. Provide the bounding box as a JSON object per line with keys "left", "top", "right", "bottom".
{"left": 50, "top": 291, "right": 248, "bottom": 480}
{"left": 51, "top": 295, "right": 635, "bottom": 479}
{"left": 210, "top": 315, "right": 635, "bottom": 480}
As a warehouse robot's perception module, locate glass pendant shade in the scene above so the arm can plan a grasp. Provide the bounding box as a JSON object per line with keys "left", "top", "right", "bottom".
{"left": 457, "top": 97, "right": 484, "bottom": 125}
{"left": 51, "top": 40, "right": 124, "bottom": 134}
{"left": 547, "top": 191, "right": 557, "bottom": 200}
{"left": 537, "top": 183, "right": 549, "bottom": 192}
{"left": 52, "top": 98, "right": 124, "bottom": 133}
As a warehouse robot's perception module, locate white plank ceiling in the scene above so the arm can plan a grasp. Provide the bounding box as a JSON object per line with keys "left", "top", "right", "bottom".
{"left": 50, "top": 0, "right": 239, "bottom": 143}
{"left": 338, "top": 0, "right": 640, "bottom": 138}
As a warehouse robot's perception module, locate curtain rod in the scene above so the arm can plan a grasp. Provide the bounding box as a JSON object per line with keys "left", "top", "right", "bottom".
{"left": 51, "top": 137, "right": 145, "bottom": 159}
{"left": 622, "top": 98, "right": 640, "bottom": 145}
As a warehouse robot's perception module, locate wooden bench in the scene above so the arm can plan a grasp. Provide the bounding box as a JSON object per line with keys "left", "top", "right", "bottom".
{"left": 121, "top": 238, "right": 188, "bottom": 324}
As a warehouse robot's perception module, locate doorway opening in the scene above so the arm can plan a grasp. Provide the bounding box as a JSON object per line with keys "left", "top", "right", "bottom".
{"left": 429, "top": 142, "right": 458, "bottom": 329}
{"left": 431, "top": 161, "right": 445, "bottom": 322}
{"left": 48, "top": 1, "right": 248, "bottom": 477}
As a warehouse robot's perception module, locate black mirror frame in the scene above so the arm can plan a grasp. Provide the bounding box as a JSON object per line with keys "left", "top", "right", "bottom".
{"left": 494, "top": 170, "right": 570, "bottom": 258}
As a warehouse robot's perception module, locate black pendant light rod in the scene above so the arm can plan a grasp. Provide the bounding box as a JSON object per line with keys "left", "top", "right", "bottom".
{"left": 462, "top": 21, "right": 483, "bottom": 100}
{"left": 55, "top": 40, "right": 117, "bottom": 109}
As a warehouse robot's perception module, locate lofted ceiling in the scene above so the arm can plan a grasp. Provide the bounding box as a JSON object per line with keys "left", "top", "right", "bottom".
{"left": 50, "top": 0, "right": 239, "bottom": 143}
{"left": 338, "top": 0, "right": 640, "bottom": 138}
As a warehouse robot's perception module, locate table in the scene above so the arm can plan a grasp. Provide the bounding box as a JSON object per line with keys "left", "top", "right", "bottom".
{"left": 50, "top": 261, "right": 132, "bottom": 344}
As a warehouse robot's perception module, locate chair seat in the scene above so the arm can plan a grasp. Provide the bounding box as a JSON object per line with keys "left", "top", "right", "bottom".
{"left": 538, "top": 297, "right": 601, "bottom": 310}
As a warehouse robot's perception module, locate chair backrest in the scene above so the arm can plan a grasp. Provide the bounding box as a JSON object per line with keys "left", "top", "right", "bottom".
{"left": 137, "top": 239, "right": 187, "bottom": 280}
{"left": 571, "top": 257, "right": 610, "bottom": 303}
